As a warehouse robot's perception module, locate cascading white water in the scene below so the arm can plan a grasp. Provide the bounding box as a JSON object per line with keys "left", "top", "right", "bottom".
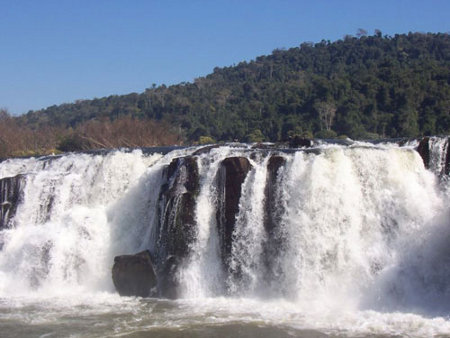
{"left": 178, "top": 147, "right": 234, "bottom": 298}
{"left": 227, "top": 154, "right": 270, "bottom": 295}
{"left": 174, "top": 145, "right": 448, "bottom": 314}
{"left": 429, "top": 136, "right": 449, "bottom": 177}
{"left": 0, "top": 140, "right": 449, "bottom": 337}
{"left": 275, "top": 147, "right": 446, "bottom": 312}
{"left": 0, "top": 150, "right": 170, "bottom": 296}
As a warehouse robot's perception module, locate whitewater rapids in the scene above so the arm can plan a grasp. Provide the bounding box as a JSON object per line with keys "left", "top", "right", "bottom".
{"left": 0, "top": 139, "right": 449, "bottom": 337}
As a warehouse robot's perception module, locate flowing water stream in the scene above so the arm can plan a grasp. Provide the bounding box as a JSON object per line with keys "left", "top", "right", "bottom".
{"left": 0, "top": 138, "right": 449, "bottom": 337}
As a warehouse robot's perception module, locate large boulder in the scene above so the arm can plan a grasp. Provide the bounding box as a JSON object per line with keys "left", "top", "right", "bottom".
{"left": 158, "top": 255, "right": 181, "bottom": 299}
{"left": 154, "top": 156, "right": 200, "bottom": 298}
{"left": 0, "top": 174, "right": 25, "bottom": 230}
{"left": 264, "top": 156, "right": 286, "bottom": 234}
{"left": 262, "top": 156, "right": 286, "bottom": 283}
{"left": 416, "top": 137, "right": 430, "bottom": 169}
{"left": 289, "top": 136, "right": 313, "bottom": 148}
{"left": 112, "top": 250, "right": 157, "bottom": 297}
{"left": 216, "top": 157, "right": 252, "bottom": 267}
{"left": 162, "top": 156, "right": 199, "bottom": 259}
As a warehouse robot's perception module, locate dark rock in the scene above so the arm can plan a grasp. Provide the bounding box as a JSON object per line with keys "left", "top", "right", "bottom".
{"left": 397, "top": 138, "right": 411, "bottom": 147}
{"left": 216, "top": 157, "right": 252, "bottom": 267}
{"left": 0, "top": 174, "right": 25, "bottom": 230}
{"left": 262, "top": 156, "right": 286, "bottom": 284}
{"left": 158, "top": 255, "right": 180, "bottom": 299}
{"left": 160, "top": 156, "right": 199, "bottom": 257}
{"left": 264, "top": 156, "right": 286, "bottom": 234}
{"left": 112, "top": 250, "right": 157, "bottom": 297}
{"left": 154, "top": 156, "right": 199, "bottom": 298}
{"left": 289, "top": 136, "right": 313, "bottom": 148}
{"left": 416, "top": 137, "right": 430, "bottom": 169}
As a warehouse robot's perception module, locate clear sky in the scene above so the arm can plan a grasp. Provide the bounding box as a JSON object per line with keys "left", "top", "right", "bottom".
{"left": 1, "top": 0, "right": 449, "bottom": 115}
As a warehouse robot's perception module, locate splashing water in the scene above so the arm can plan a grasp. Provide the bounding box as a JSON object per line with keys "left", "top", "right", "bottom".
{"left": 0, "top": 140, "right": 449, "bottom": 337}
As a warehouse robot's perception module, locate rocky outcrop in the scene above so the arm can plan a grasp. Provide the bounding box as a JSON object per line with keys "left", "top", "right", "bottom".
{"left": 289, "top": 136, "right": 313, "bottom": 148}
{"left": 416, "top": 136, "right": 450, "bottom": 176}
{"left": 416, "top": 137, "right": 430, "bottom": 169}
{"left": 264, "top": 156, "right": 286, "bottom": 234}
{"left": 263, "top": 156, "right": 286, "bottom": 282}
{"left": 158, "top": 255, "right": 180, "bottom": 299}
{"left": 113, "top": 156, "right": 200, "bottom": 299}
{"left": 216, "top": 157, "right": 252, "bottom": 268}
{"left": 112, "top": 250, "right": 157, "bottom": 297}
{"left": 0, "top": 174, "right": 25, "bottom": 230}
{"left": 154, "top": 156, "right": 199, "bottom": 298}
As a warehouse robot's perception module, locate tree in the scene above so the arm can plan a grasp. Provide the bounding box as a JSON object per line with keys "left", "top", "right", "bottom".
{"left": 356, "top": 28, "right": 368, "bottom": 38}
{"left": 246, "top": 129, "right": 265, "bottom": 142}
{"left": 314, "top": 102, "right": 337, "bottom": 131}
{"left": 0, "top": 108, "right": 10, "bottom": 121}
{"left": 10, "top": 32, "right": 450, "bottom": 149}
{"left": 198, "top": 136, "right": 215, "bottom": 145}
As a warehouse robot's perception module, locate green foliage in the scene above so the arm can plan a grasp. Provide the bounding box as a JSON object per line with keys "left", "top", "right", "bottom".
{"left": 287, "top": 127, "right": 313, "bottom": 139}
{"left": 20, "top": 32, "right": 450, "bottom": 142}
{"left": 246, "top": 129, "right": 265, "bottom": 142}
{"left": 314, "top": 129, "right": 338, "bottom": 139}
{"left": 198, "top": 136, "right": 215, "bottom": 145}
{"left": 57, "top": 134, "right": 88, "bottom": 152}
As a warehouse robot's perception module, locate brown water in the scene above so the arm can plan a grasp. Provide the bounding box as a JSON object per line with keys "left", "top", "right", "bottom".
{"left": 1, "top": 296, "right": 449, "bottom": 338}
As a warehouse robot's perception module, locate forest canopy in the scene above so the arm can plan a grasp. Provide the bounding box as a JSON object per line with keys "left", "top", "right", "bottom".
{"left": 2, "top": 32, "right": 449, "bottom": 158}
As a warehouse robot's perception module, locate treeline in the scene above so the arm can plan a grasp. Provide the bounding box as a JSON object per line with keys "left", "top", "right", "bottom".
{"left": 0, "top": 109, "right": 61, "bottom": 158}
{"left": 13, "top": 31, "right": 450, "bottom": 148}
{"left": 0, "top": 109, "right": 181, "bottom": 159}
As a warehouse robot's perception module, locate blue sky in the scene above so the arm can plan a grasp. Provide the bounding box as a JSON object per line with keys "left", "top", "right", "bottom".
{"left": 1, "top": 0, "right": 449, "bottom": 115}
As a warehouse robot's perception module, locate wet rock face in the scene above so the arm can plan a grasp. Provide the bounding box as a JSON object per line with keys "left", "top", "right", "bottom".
{"left": 289, "top": 136, "right": 313, "bottom": 148}
{"left": 0, "top": 174, "right": 25, "bottom": 230}
{"left": 416, "top": 137, "right": 430, "bottom": 169}
{"left": 263, "top": 156, "right": 286, "bottom": 282}
{"left": 216, "top": 157, "right": 252, "bottom": 267}
{"left": 155, "top": 156, "right": 199, "bottom": 298}
{"left": 112, "top": 250, "right": 157, "bottom": 297}
{"left": 264, "top": 156, "right": 286, "bottom": 234}
{"left": 158, "top": 156, "right": 199, "bottom": 259}
{"left": 158, "top": 255, "right": 180, "bottom": 299}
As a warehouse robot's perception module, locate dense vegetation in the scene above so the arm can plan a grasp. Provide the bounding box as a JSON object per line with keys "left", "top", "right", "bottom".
{"left": 2, "top": 31, "right": 449, "bottom": 158}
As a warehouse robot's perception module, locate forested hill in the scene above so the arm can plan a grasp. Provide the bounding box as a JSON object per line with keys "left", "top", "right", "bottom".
{"left": 21, "top": 32, "right": 450, "bottom": 142}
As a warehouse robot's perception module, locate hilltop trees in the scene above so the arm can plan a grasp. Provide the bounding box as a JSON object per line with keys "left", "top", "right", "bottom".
{"left": 4, "top": 32, "right": 449, "bottom": 156}
{"left": 314, "top": 102, "right": 337, "bottom": 131}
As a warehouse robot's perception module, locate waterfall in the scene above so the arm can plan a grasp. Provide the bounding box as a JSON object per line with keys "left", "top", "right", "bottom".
{"left": 0, "top": 139, "right": 449, "bottom": 317}
{"left": 0, "top": 150, "right": 167, "bottom": 295}
{"left": 227, "top": 154, "right": 269, "bottom": 295}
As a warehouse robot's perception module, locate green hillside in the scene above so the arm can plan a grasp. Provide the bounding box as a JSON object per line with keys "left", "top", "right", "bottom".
{"left": 20, "top": 32, "right": 450, "bottom": 142}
